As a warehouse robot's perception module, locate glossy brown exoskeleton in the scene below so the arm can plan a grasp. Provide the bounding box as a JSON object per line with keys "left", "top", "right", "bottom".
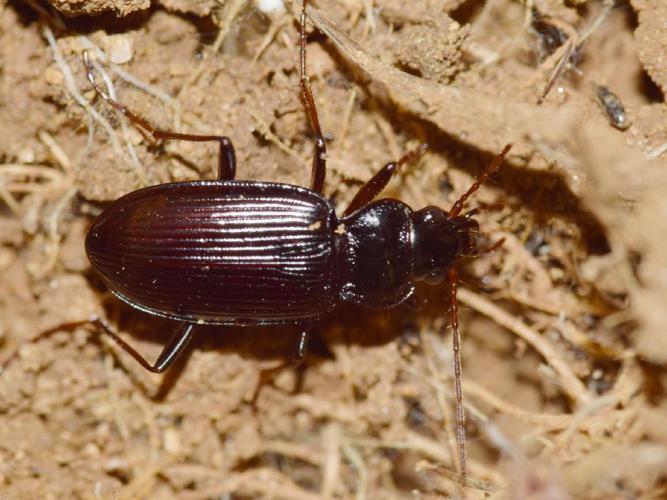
{"left": 17, "top": 0, "right": 511, "bottom": 487}
{"left": 87, "top": 180, "right": 490, "bottom": 327}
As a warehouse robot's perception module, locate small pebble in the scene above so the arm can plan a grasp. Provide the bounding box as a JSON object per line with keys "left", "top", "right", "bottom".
{"left": 163, "top": 427, "right": 182, "bottom": 454}
{"left": 103, "top": 34, "right": 134, "bottom": 65}
{"left": 44, "top": 66, "right": 63, "bottom": 86}
{"left": 257, "top": 0, "right": 285, "bottom": 14}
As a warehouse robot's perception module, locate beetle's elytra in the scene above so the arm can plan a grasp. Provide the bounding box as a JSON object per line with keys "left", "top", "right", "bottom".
{"left": 10, "top": 0, "right": 510, "bottom": 488}
{"left": 87, "top": 181, "right": 339, "bottom": 325}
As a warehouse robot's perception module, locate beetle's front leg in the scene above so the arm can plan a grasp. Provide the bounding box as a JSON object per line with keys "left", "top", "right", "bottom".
{"left": 83, "top": 52, "right": 237, "bottom": 181}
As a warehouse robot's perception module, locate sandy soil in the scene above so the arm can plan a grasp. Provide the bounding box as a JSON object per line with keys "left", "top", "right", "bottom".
{"left": 1, "top": 0, "right": 666, "bottom": 498}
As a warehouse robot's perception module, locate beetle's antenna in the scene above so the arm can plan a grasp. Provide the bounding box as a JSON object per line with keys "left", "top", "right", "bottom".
{"left": 448, "top": 144, "right": 512, "bottom": 219}
{"left": 447, "top": 267, "right": 467, "bottom": 488}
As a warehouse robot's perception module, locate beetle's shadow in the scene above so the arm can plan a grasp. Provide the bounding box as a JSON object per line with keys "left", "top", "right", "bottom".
{"left": 117, "top": 291, "right": 460, "bottom": 394}
{"left": 92, "top": 281, "right": 454, "bottom": 401}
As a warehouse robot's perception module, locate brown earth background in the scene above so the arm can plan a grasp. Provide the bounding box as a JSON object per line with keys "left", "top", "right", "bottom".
{"left": 1, "top": 0, "right": 667, "bottom": 498}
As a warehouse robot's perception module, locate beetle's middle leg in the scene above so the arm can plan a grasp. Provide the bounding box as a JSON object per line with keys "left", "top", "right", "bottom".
{"left": 83, "top": 52, "right": 236, "bottom": 181}
{"left": 299, "top": 0, "right": 327, "bottom": 194}
{"left": 293, "top": 327, "right": 311, "bottom": 365}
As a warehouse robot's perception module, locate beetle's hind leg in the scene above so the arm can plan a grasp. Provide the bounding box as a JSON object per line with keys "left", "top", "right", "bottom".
{"left": 1, "top": 318, "right": 196, "bottom": 376}
{"left": 92, "top": 318, "right": 196, "bottom": 373}
{"left": 82, "top": 52, "right": 236, "bottom": 181}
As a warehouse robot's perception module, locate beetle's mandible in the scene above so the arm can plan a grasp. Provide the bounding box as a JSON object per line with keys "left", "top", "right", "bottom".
{"left": 12, "top": 0, "right": 512, "bottom": 488}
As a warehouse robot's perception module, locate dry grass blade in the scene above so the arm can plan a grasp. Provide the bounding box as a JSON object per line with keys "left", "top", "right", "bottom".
{"left": 457, "top": 287, "right": 591, "bottom": 405}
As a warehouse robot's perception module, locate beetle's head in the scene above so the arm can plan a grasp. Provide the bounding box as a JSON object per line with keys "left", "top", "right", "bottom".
{"left": 410, "top": 144, "right": 512, "bottom": 285}
{"left": 410, "top": 206, "right": 479, "bottom": 284}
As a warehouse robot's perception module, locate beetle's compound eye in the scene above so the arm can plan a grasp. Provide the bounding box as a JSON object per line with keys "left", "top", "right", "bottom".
{"left": 422, "top": 269, "right": 448, "bottom": 285}
{"left": 451, "top": 216, "right": 480, "bottom": 257}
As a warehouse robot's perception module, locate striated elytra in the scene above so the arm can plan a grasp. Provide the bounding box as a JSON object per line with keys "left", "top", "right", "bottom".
{"left": 86, "top": 181, "right": 339, "bottom": 325}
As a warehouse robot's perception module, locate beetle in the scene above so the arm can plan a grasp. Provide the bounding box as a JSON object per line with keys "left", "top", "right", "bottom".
{"left": 8, "top": 0, "right": 511, "bottom": 487}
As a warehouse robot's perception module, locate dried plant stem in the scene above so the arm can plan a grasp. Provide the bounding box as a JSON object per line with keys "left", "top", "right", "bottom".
{"left": 464, "top": 378, "right": 629, "bottom": 431}
{"left": 351, "top": 433, "right": 506, "bottom": 488}
{"left": 320, "top": 423, "right": 342, "bottom": 498}
{"left": 252, "top": 16, "right": 289, "bottom": 64}
{"left": 176, "top": 468, "right": 324, "bottom": 500}
{"left": 456, "top": 287, "right": 591, "bottom": 405}
{"left": 88, "top": 57, "right": 146, "bottom": 181}
{"left": 342, "top": 442, "right": 368, "bottom": 500}
{"left": 212, "top": 0, "right": 250, "bottom": 54}
{"left": 80, "top": 37, "right": 183, "bottom": 129}
{"left": 38, "top": 131, "right": 73, "bottom": 173}
{"left": 43, "top": 26, "right": 123, "bottom": 157}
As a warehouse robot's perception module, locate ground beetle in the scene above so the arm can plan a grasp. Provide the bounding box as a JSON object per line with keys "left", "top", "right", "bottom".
{"left": 11, "top": 0, "right": 511, "bottom": 487}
